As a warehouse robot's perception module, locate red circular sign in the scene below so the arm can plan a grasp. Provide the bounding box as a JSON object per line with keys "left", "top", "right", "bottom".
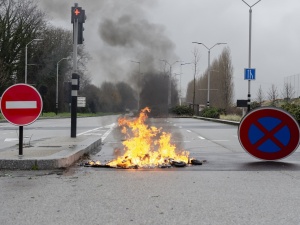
{"left": 238, "top": 107, "right": 300, "bottom": 160}
{"left": 0, "top": 84, "right": 43, "bottom": 126}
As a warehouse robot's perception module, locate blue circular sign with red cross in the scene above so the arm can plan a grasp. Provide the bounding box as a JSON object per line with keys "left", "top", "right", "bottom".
{"left": 238, "top": 107, "right": 300, "bottom": 160}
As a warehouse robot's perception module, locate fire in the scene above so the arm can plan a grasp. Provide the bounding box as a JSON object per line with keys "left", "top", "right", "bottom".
{"left": 106, "top": 107, "right": 190, "bottom": 168}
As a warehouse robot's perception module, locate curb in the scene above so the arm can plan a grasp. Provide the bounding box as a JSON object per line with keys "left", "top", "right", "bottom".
{"left": 193, "top": 116, "right": 240, "bottom": 126}
{"left": 0, "top": 138, "right": 102, "bottom": 170}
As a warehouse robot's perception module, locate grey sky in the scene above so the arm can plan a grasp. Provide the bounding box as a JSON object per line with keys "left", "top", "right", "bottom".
{"left": 39, "top": 0, "right": 300, "bottom": 102}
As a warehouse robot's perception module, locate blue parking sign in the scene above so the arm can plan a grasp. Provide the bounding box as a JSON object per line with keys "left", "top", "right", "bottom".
{"left": 244, "top": 68, "right": 256, "bottom": 80}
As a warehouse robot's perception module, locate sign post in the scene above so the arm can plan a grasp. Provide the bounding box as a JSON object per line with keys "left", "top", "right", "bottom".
{"left": 238, "top": 107, "right": 300, "bottom": 160}
{"left": 0, "top": 84, "right": 43, "bottom": 156}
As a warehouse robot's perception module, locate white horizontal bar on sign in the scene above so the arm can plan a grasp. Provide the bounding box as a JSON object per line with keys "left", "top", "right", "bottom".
{"left": 6, "top": 101, "right": 37, "bottom": 109}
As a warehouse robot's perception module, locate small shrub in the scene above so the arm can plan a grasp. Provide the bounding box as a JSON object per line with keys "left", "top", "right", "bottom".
{"left": 200, "top": 107, "right": 220, "bottom": 118}
{"left": 281, "top": 103, "right": 300, "bottom": 123}
{"left": 171, "top": 105, "right": 193, "bottom": 116}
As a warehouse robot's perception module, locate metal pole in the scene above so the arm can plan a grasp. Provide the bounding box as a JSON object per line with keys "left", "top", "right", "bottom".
{"left": 193, "top": 63, "right": 196, "bottom": 112}
{"left": 56, "top": 58, "right": 68, "bottom": 115}
{"left": 207, "top": 50, "right": 211, "bottom": 107}
{"left": 181, "top": 62, "right": 192, "bottom": 106}
{"left": 71, "top": 4, "right": 78, "bottom": 138}
{"left": 138, "top": 62, "right": 140, "bottom": 110}
{"left": 247, "top": 8, "right": 252, "bottom": 112}
{"left": 73, "top": 23, "right": 78, "bottom": 71}
{"left": 179, "top": 66, "right": 182, "bottom": 106}
{"left": 242, "top": 0, "right": 261, "bottom": 112}
{"left": 160, "top": 60, "right": 180, "bottom": 109}
{"left": 19, "top": 126, "right": 23, "bottom": 156}
{"left": 56, "top": 62, "right": 59, "bottom": 115}
{"left": 130, "top": 60, "right": 141, "bottom": 110}
{"left": 25, "top": 39, "right": 43, "bottom": 84}
{"left": 25, "top": 46, "right": 28, "bottom": 84}
{"left": 169, "top": 65, "right": 172, "bottom": 107}
{"left": 192, "top": 42, "right": 226, "bottom": 107}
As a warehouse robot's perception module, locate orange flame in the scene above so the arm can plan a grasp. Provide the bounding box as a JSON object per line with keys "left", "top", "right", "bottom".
{"left": 107, "top": 107, "right": 190, "bottom": 168}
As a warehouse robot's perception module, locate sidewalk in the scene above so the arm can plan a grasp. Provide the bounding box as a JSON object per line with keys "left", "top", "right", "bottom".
{"left": 0, "top": 135, "right": 102, "bottom": 170}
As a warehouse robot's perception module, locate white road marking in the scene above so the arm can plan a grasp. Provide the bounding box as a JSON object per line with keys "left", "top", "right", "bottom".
{"left": 101, "top": 123, "right": 116, "bottom": 141}
{"left": 212, "top": 140, "right": 229, "bottom": 142}
{"left": 77, "top": 127, "right": 103, "bottom": 136}
{"left": 198, "top": 136, "right": 205, "bottom": 140}
{"left": 77, "top": 123, "right": 116, "bottom": 141}
{"left": 186, "top": 130, "right": 191, "bottom": 133}
{"left": 6, "top": 101, "right": 37, "bottom": 109}
{"left": 4, "top": 138, "right": 18, "bottom": 142}
{"left": 4, "top": 136, "right": 31, "bottom": 142}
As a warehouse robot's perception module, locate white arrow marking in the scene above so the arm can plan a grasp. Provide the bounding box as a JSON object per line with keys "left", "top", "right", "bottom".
{"left": 6, "top": 101, "right": 37, "bottom": 109}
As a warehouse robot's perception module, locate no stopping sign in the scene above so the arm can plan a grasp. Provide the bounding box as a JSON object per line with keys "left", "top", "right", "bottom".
{"left": 238, "top": 107, "right": 300, "bottom": 160}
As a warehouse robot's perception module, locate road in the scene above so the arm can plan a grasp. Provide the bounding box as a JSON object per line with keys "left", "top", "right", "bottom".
{"left": 1, "top": 116, "right": 300, "bottom": 225}
{"left": 0, "top": 115, "right": 118, "bottom": 150}
{"left": 92, "top": 117, "right": 300, "bottom": 171}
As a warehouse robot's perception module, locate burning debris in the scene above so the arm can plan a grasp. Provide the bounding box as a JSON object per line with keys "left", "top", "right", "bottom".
{"left": 84, "top": 107, "right": 204, "bottom": 169}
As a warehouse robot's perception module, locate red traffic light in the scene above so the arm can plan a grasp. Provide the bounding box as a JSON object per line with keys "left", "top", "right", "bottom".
{"left": 74, "top": 8, "right": 81, "bottom": 16}
{"left": 71, "top": 6, "right": 85, "bottom": 23}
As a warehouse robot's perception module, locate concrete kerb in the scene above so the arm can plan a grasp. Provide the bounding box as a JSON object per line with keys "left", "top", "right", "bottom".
{"left": 0, "top": 136, "right": 102, "bottom": 170}
{"left": 193, "top": 116, "right": 240, "bottom": 126}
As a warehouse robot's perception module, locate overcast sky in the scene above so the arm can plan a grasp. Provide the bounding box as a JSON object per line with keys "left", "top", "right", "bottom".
{"left": 39, "top": 0, "right": 300, "bottom": 102}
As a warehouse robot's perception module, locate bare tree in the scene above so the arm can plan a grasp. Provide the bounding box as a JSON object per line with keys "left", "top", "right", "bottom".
{"left": 0, "top": 0, "right": 46, "bottom": 92}
{"left": 215, "top": 47, "right": 234, "bottom": 111}
{"left": 267, "top": 84, "right": 279, "bottom": 106}
{"left": 281, "top": 82, "right": 295, "bottom": 102}
{"left": 256, "top": 85, "right": 264, "bottom": 106}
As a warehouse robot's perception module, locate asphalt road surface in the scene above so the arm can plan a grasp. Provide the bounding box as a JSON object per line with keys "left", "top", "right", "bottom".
{"left": 91, "top": 117, "right": 300, "bottom": 171}
{"left": 0, "top": 115, "right": 118, "bottom": 151}
{"left": 1, "top": 116, "right": 300, "bottom": 225}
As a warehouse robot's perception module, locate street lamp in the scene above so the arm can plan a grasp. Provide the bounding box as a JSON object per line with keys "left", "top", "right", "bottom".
{"left": 181, "top": 62, "right": 193, "bottom": 106}
{"left": 192, "top": 42, "right": 226, "bottom": 107}
{"left": 173, "top": 73, "right": 182, "bottom": 106}
{"left": 25, "top": 38, "right": 43, "bottom": 84}
{"left": 130, "top": 60, "right": 141, "bottom": 110}
{"left": 56, "top": 57, "right": 68, "bottom": 115}
{"left": 242, "top": 0, "right": 261, "bottom": 112}
{"left": 160, "top": 59, "right": 180, "bottom": 108}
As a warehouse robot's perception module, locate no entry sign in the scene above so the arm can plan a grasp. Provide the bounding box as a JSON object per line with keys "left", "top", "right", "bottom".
{"left": 0, "top": 84, "right": 43, "bottom": 126}
{"left": 238, "top": 107, "right": 300, "bottom": 160}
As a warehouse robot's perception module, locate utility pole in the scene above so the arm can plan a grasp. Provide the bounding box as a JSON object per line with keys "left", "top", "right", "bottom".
{"left": 242, "top": 0, "right": 261, "bottom": 112}
{"left": 71, "top": 3, "right": 86, "bottom": 137}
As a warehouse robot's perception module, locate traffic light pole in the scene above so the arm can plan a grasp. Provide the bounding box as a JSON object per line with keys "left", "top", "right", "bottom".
{"left": 71, "top": 4, "right": 78, "bottom": 138}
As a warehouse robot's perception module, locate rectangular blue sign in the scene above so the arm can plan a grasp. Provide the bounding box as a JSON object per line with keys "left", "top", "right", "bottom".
{"left": 244, "top": 68, "right": 256, "bottom": 80}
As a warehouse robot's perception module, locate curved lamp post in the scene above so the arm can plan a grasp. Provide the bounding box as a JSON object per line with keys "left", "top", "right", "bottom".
{"left": 130, "top": 60, "right": 141, "bottom": 110}
{"left": 192, "top": 42, "right": 226, "bottom": 107}
{"left": 160, "top": 59, "right": 180, "bottom": 108}
{"left": 56, "top": 57, "right": 68, "bottom": 115}
{"left": 25, "top": 39, "right": 43, "bottom": 84}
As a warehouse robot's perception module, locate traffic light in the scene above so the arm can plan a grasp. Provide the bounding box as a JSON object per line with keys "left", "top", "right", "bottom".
{"left": 78, "top": 22, "right": 84, "bottom": 44}
{"left": 71, "top": 6, "right": 86, "bottom": 44}
{"left": 71, "top": 7, "right": 85, "bottom": 23}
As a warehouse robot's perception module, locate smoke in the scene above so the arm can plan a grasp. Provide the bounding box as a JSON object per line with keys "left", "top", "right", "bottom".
{"left": 99, "top": 13, "right": 176, "bottom": 82}
{"left": 38, "top": 0, "right": 177, "bottom": 88}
